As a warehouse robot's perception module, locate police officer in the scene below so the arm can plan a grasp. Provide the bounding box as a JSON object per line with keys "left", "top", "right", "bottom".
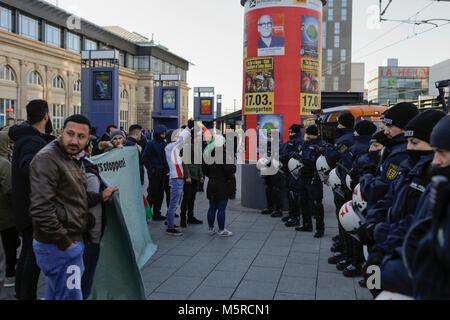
{"left": 294, "top": 125, "right": 325, "bottom": 238}
{"left": 406, "top": 115, "right": 450, "bottom": 299}
{"left": 338, "top": 120, "right": 377, "bottom": 277}
{"left": 260, "top": 132, "right": 284, "bottom": 218}
{"left": 280, "top": 124, "right": 303, "bottom": 225}
{"left": 323, "top": 113, "right": 356, "bottom": 258}
{"left": 358, "top": 102, "right": 419, "bottom": 246}
{"left": 367, "top": 114, "right": 449, "bottom": 298}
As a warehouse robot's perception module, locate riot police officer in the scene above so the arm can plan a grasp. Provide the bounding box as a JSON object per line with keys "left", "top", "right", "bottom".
{"left": 280, "top": 124, "right": 304, "bottom": 225}
{"left": 293, "top": 125, "right": 325, "bottom": 238}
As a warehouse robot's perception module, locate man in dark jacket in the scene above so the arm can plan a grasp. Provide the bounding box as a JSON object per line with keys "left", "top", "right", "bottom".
{"left": 125, "top": 124, "right": 145, "bottom": 185}
{"left": 93, "top": 125, "right": 117, "bottom": 156}
{"left": 29, "top": 115, "right": 118, "bottom": 300}
{"left": 143, "top": 125, "right": 170, "bottom": 221}
{"left": 8, "top": 100, "right": 51, "bottom": 300}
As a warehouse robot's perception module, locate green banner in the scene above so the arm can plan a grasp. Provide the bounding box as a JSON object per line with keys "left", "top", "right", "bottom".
{"left": 89, "top": 147, "right": 157, "bottom": 300}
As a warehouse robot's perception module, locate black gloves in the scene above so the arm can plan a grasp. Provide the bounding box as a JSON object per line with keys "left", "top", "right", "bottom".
{"left": 358, "top": 223, "right": 376, "bottom": 246}
{"left": 188, "top": 120, "right": 195, "bottom": 130}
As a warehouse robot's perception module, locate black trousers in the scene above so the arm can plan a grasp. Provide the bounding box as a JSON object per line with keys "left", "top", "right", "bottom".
{"left": 333, "top": 191, "right": 347, "bottom": 247}
{"left": 181, "top": 180, "right": 199, "bottom": 219}
{"left": 0, "top": 227, "right": 20, "bottom": 277}
{"left": 15, "top": 226, "right": 40, "bottom": 300}
{"left": 287, "top": 190, "right": 301, "bottom": 219}
{"left": 264, "top": 173, "right": 284, "bottom": 211}
{"left": 147, "top": 173, "right": 170, "bottom": 216}
{"left": 298, "top": 178, "right": 324, "bottom": 230}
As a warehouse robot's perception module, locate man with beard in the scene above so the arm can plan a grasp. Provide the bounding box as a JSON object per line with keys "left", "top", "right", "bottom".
{"left": 29, "top": 115, "right": 118, "bottom": 300}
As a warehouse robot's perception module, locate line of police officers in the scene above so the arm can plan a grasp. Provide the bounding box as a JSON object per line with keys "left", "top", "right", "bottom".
{"left": 259, "top": 102, "right": 450, "bottom": 299}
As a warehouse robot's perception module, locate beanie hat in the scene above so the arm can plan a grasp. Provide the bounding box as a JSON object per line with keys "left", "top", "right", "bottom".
{"left": 430, "top": 115, "right": 450, "bottom": 151}
{"left": 289, "top": 124, "right": 301, "bottom": 134}
{"left": 383, "top": 102, "right": 419, "bottom": 129}
{"left": 370, "top": 131, "right": 389, "bottom": 146}
{"left": 404, "top": 110, "right": 446, "bottom": 143}
{"left": 305, "top": 125, "right": 319, "bottom": 136}
{"left": 338, "top": 113, "right": 355, "bottom": 129}
{"left": 110, "top": 129, "right": 125, "bottom": 142}
{"left": 355, "top": 120, "right": 377, "bottom": 136}
{"left": 166, "top": 129, "right": 175, "bottom": 143}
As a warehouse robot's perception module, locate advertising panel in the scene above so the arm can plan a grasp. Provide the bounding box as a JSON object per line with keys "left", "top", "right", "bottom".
{"left": 244, "top": 57, "right": 275, "bottom": 115}
{"left": 300, "top": 57, "right": 321, "bottom": 115}
{"left": 200, "top": 98, "right": 213, "bottom": 115}
{"left": 162, "top": 89, "right": 176, "bottom": 110}
{"left": 93, "top": 71, "right": 112, "bottom": 100}
{"left": 257, "top": 13, "right": 285, "bottom": 57}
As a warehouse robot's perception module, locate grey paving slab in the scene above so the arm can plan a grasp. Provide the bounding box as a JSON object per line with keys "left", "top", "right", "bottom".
{"left": 243, "top": 266, "right": 283, "bottom": 283}
{"left": 233, "top": 280, "right": 278, "bottom": 300}
{"left": 148, "top": 292, "right": 190, "bottom": 300}
{"left": 155, "top": 275, "right": 204, "bottom": 295}
{"left": 286, "top": 252, "right": 320, "bottom": 266}
{"left": 150, "top": 254, "right": 192, "bottom": 269}
{"left": 252, "top": 254, "right": 287, "bottom": 269}
{"left": 282, "top": 263, "right": 318, "bottom": 279}
{"left": 233, "top": 239, "right": 265, "bottom": 250}
{"left": 141, "top": 266, "right": 179, "bottom": 283}
{"left": 173, "top": 261, "right": 217, "bottom": 278}
{"left": 202, "top": 270, "right": 246, "bottom": 288}
{"left": 277, "top": 276, "right": 317, "bottom": 296}
{"left": 240, "top": 232, "right": 271, "bottom": 241}
{"left": 215, "top": 258, "right": 253, "bottom": 272}
{"left": 274, "top": 292, "right": 315, "bottom": 300}
{"left": 316, "top": 286, "right": 356, "bottom": 300}
{"left": 259, "top": 245, "right": 291, "bottom": 256}
{"left": 166, "top": 245, "right": 203, "bottom": 256}
{"left": 290, "top": 242, "right": 321, "bottom": 253}
{"left": 189, "top": 285, "right": 236, "bottom": 300}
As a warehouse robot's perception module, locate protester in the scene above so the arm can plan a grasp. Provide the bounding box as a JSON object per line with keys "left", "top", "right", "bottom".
{"left": 125, "top": 124, "right": 145, "bottom": 184}
{"left": 29, "top": 115, "right": 118, "bottom": 300}
{"left": 93, "top": 125, "right": 117, "bottom": 155}
{"left": 81, "top": 142, "right": 107, "bottom": 300}
{"left": 143, "top": 125, "right": 170, "bottom": 221}
{"left": 8, "top": 99, "right": 53, "bottom": 300}
{"left": 203, "top": 136, "right": 236, "bottom": 237}
{"left": 164, "top": 121, "right": 194, "bottom": 236}
{"left": 0, "top": 236, "right": 5, "bottom": 297}
{"left": 180, "top": 129, "right": 204, "bottom": 228}
{"left": 0, "top": 128, "right": 20, "bottom": 288}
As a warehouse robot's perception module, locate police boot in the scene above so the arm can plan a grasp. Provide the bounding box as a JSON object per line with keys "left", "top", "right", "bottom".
{"left": 295, "top": 225, "right": 313, "bottom": 232}
{"left": 358, "top": 279, "right": 367, "bottom": 288}
{"left": 328, "top": 252, "right": 345, "bottom": 264}
{"left": 282, "top": 216, "right": 291, "bottom": 222}
{"left": 285, "top": 218, "right": 300, "bottom": 227}
{"left": 342, "top": 264, "right": 362, "bottom": 278}
{"left": 330, "top": 242, "right": 344, "bottom": 253}
{"left": 261, "top": 208, "right": 272, "bottom": 215}
{"left": 271, "top": 210, "right": 283, "bottom": 218}
{"left": 314, "top": 230, "right": 324, "bottom": 238}
{"left": 336, "top": 259, "right": 351, "bottom": 271}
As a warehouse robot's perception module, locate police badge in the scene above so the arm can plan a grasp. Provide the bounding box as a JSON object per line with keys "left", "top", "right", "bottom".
{"left": 386, "top": 163, "right": 399, "bottom": 180}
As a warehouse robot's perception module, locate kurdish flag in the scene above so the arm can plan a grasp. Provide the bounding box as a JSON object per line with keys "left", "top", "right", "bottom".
{"left": 197, "top": 121, "right": 215, "bottom": 156}
{"left": 143, "top": 195, "right": 152, "bottom": 220}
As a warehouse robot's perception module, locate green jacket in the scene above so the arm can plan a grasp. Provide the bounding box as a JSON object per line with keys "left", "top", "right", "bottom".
{"left": 182, "top": 144, "right": 204, "bottom": 181}
{"left": 0, "top": 128, "right": 14, "bottom": 231}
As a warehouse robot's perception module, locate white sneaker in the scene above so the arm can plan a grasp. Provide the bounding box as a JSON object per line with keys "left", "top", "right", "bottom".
{"left": 218, "top": 229, "right": 233, "bottom": 237}
{"left": 3, "top": 276, "right": 15, "bottom": 288}
{"left": 208, "top": 228, "right": 216, "bottom": 236}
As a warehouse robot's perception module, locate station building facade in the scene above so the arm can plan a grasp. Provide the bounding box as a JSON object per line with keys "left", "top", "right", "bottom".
{"left": 0, "top": 0, "right": 190, "bottom": 131}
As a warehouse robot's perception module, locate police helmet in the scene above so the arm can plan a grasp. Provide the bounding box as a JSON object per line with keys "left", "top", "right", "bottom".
{"left": 316, "top": 155, "right": 331, "bottom": 183}
{"left": 338, "top": 201, "right": 365, "bottom": 241}
{"left": 352, "top": 183, "right": 367, "bottom": 215}
{"left": 328, "top": 168, "right": 342, "bottom": 191}
{"left": 345, "top": 174, "right": 352, "bottom": 191}
{"left": 375, "top": 291, "right": 414, "bottom": 300}
{"left": 257, "top": 157, "right": 271, "bottom": 170}
{"left": 288, "top": 158, "right": 304, "bottom": 180}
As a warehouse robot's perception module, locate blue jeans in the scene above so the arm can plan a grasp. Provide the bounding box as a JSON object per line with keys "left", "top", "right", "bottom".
{"left": 81, "top": 243, "right": 100, "bottom": 300}
{"left": 167, "top": 179, "right": 185, "bottom": 229}
{"left": 33, "top": 240, "right": 85, "bottom": 300}
{"left": 207, "top": 200, "right": 228, "bottom": 231}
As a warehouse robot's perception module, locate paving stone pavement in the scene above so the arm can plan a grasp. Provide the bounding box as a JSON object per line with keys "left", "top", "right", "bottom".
{"left": 0, "top": 165, "right": 373, "bottom": 300}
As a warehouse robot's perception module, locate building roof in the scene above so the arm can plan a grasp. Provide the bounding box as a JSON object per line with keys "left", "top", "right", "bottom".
{"left": 103, "top": 26, "right": 150, "bottom": 44}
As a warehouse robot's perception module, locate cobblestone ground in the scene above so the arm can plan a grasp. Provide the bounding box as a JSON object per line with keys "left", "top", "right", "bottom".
{"left": 0, "top": 165, "right": 373, "bottom": 300}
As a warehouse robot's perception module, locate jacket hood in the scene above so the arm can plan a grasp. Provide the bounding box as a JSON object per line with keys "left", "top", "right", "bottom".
{"left": 8, "top": 122, "right": 42, "bottom": 142}
{"left": 0, "top": 129, "right": 10, "bottom": 160}
{"left": 154, "top": 125, "right": 168, "bottom": 137}
{"left": 98, "top": 141, "right": 113, "bottom": 151}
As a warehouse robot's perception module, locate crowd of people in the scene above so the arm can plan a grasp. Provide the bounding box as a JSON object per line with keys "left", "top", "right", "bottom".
{"left": 259, "top": 102, "right": 449, "bottom": 299}
{"left": 0, "top": 99, "right": 237, "bottom": 300}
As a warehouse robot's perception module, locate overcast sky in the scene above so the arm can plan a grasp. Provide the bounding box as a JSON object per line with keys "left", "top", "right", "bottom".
{"left": 47, "top": 0, "right": 450, "bottom": 116}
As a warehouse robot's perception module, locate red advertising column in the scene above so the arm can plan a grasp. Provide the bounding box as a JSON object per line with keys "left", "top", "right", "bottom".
{"left": 241, "top": 0, "right": 325, "bottom": 160}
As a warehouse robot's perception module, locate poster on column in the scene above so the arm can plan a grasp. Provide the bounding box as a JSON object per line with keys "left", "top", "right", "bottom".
{"left": 245, "top": 57, "right": 275, "bottom": 115}
{"left": 257, "top": 114, "right": 284, "bottom": 149}
{"left": 300, "top": 58, "right": 321, "bottom": 115}
{"left": 301, "top": 15, "right": 320, "bottom": 58}
{"left": 244, "top": 18, "right": 248, "bottom": 59}
{"left": 257, "top": 13, "right": 285, "bottom": 57}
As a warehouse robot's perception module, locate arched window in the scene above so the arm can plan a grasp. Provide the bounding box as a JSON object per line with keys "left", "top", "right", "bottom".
{"left": 120, "top": 90, "right": 129, "bottom": 100}
{"left": 52, "top": 76, "right": 65, "bottom": 89}
{"left": 0, "top": 65, "right": 16, "bottom": 82}
{"left": 28, "top": 71, "right": 42, "bottom": 85}
{"left": 73, "top": 80, "right": 81, "bottom": 92}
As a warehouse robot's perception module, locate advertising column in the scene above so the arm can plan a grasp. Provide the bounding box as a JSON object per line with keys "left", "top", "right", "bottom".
{"left": 242, "top": 0, "right": 325, "bottom": 159}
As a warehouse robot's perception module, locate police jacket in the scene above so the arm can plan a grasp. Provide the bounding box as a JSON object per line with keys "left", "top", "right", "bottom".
{"left": 280, "top": 133, "right": 303, "bottom": 187}
{"left": 142, "top": 126, "right": 169, "bottom": 176}
{"left": 359, "top": 133, "right": 408, "bottom": 208}
{"left": 402, "top": 178, "right": 450, "bottom": 299}
{"left": 371, "top": 153, "right": 434, "bottom": 251}
{"left": 349, "top": 151, "right": 380, "bottom": 189}
{"left": 298, "top": 139, "right": 321, "bottom": 179}
{"left": 323, "top": 128, "right": 355, "bottom": 170}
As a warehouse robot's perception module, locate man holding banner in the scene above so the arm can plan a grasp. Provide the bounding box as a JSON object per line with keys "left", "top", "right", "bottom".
{"left": 29, "top": 115, "right": 118, "bottom": 300}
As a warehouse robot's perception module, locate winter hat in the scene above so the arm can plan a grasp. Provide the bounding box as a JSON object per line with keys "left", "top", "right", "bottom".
{"left": 110, "top": 129, "right": 125, "bottom": 142}
{"left": 370, "top": 131, "right": 389, "bottom": 146}
{"left": 404, "top": 110, "right": 446, "bottom": 143}
{"left": 383, "top": 102, "right": 419, "bottom": 129}
{"left": 289, "top": 124, "right": 302, "bottom": 134}
{"left": 305, "top": 125, "right": 319, "bottom": 136}
{"left": 430, "top": 115, "right": 450, "bottom": 151}
{"left": 338, "top": 112, "right": 355, "bottom": 129}
{"left": 165, "top": 129, "right": 175, "bottom": 143}
{"left": 355, "top": 120, "right": 377, "bottom": 136}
